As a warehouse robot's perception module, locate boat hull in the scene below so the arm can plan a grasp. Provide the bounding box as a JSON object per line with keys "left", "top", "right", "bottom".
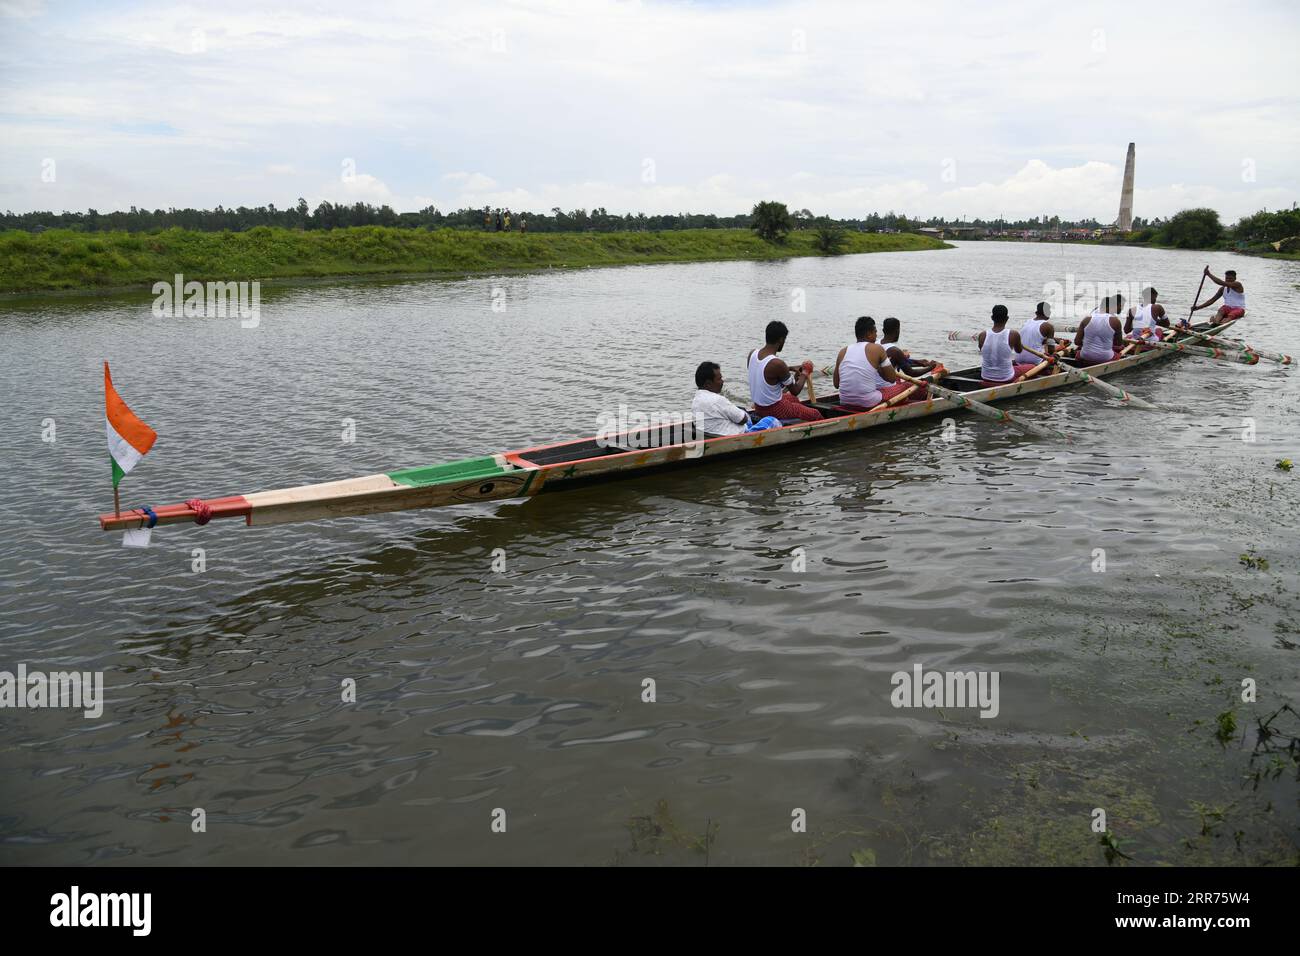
{"left": 98, "top": 319, "right": 1238, "bottom": 531}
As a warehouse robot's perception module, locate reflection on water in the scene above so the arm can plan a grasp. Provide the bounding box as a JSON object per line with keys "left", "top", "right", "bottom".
{"left": 1, "top": 242, "right": 1298, "bottom": 865}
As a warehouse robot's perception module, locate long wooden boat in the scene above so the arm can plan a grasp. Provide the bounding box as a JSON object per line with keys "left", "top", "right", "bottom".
{"left": 99, "top": 319, "right": 1238, "bottom": 532}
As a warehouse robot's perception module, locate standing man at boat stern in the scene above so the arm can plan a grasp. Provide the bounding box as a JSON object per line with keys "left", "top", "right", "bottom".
{"left": 746, "top": 321, "right": 822, "bottom": 422}
{"left": 978, "top": 305, "right": 1037, "bottom": 386}
{"left": 1192, "top": 268, "right": 1246, "bottom": 323}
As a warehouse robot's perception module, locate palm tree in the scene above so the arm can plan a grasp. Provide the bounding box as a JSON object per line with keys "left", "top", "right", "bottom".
{"left": 751, "top": 201, "right": 793, "bottom": 243}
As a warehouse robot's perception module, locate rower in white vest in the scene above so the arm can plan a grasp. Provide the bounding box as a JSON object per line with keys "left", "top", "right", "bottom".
{"left": 834, "top": 315, "right": 913, "bottom": 409}
{"left": 1011, "top": 302, "right": 1059, "bottom": 362}
{"left": 1075, "top": 295, "right": 1123, "bottom": 366}
{"left": 1124, "top": 287, "right": 1169, "bottom": 345}
{"left": 978, "top": 305, "right": 1037, "bottom": 386}
{"left": 1192, "top": 267, "right": 1247, "bottom": 324}
{"left": 879, "top": 317, "right": 937, "bottom": 376}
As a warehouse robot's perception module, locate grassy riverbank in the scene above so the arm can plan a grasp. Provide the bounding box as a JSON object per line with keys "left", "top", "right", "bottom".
{"left": 0, "top": 226, "right": 950, "bottom": 294}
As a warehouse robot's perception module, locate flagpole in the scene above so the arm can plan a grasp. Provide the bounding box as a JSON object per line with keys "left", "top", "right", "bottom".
{"left": 114, "top": 485, "right": 120, "bottom": 518}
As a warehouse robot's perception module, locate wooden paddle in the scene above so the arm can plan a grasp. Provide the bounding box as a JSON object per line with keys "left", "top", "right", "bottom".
{"left": 1122, "top": 336, "right": 1261, "bottom": 365}
{"left": 1016, "top": 341, "right": 1074, "bottom": 382}
{"left": 1173, "top": 327, "right": 1292, "bottom": 366}
{"left": 1186, "top": 265, "right": 1210, "bottom": 326}
{"left": 866, "top": 365, "right": 947, "bottom": 412}
{"left": 1017, "top": 344, "right": 1160, "bottom": 410}
{"left": 949, "top": 326, "right": 1079, "bottom": 342}
{"left": 895, "top": 371, "right": 1070, "bottom": 441}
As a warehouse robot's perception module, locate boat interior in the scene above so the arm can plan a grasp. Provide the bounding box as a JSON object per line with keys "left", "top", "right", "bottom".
{"left": 511, "top": 333, "right": 1192, "bottom": 469}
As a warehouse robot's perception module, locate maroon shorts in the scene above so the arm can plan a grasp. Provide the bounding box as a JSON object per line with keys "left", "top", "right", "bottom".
{"left": 1221, "top": 307, "right": 1245, "bottom": 320}
{"left": 878, "top": 381, "right": 915, "bottom": 403}
{"left": 753, "top": 393, "right": 823, "bottom": 421}
{"left": 1077, "top": 351, "right": 1122, "bottom": 367}
{"left": 981, "top": 363, "right": 1039, "bottom": 387}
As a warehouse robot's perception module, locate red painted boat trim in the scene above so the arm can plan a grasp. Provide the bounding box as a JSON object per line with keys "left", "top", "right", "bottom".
{"left": 98, "top": 495, "right": 252, "bottom": 531}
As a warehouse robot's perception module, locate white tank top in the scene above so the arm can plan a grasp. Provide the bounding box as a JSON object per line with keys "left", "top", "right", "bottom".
{"left": 838, "top": 342, "right": 891, "bottom": 406}
{"left": 1080, "top": 311, "right": 1118, "bottom": 362}
{"left": 1223, "top": 286, "right": 1245, "bottom": 309}
{"left": 1016, "top": 319, "right": 1046, "bottom": 357}
{"left": 1131, "top": 304, "right": 1156, "bottom": 333}
{"left": 879, "top": 340, "right": 901, "bottom": 367}
{"left": 980, "top": 328, "right": 1014, "bottom": 381}
{"left": 748, "top": 349, "right": 787, "bottom": 407}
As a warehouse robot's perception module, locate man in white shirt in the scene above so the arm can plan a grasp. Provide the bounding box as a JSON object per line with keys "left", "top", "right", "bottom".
{"left": 692, "top": 362, "right": 750, "bottom": 437}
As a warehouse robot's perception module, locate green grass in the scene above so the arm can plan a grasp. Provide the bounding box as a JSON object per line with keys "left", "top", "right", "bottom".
{"left": 0, "top": 226, "right": 951, "bottom": 295}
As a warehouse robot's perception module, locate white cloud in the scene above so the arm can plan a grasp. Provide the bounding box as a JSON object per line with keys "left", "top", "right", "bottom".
{"left": 0, "top": 0, "right": 44, "bottom": 18}
{"left": 441, "top": 171, "right": 499, "bottom": 191}
{"left": 319, "top": 173, "right": 395, "bottom": 204}
{"left": 0, "top": 0, "right": 1295, "bottom": 222}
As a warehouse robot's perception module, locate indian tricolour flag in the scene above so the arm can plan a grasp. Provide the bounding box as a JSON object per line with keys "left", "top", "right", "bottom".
{"left": 105, "top": 361, "right": 157, "bottom": 487}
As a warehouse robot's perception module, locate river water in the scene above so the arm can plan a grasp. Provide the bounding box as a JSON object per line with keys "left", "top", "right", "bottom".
{"left": 1, "top": 241, "right": 1297, "bottom": 866}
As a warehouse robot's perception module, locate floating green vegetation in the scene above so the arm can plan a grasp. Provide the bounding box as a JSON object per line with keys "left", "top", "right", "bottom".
{"left": 616, "top": 798, "right": 719, "bottom": 865}
{"left": 1215, "top": 710, "right": 1239, "bottom": 745}
{"left": 1239, "top": 551, "right": 1270, "bottom": 571}
{"left": 1098, "top": 830, "right": 1133, "bottom": 865}
{"left": 1249, "top": 704, "right": 1300, "bottom": 788}
{"left": 1276, "top": 459, "right": 1293, "bottom": 472}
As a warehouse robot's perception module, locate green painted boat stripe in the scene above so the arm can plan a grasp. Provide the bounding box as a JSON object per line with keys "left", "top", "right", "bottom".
{"left": 388, "top": 456, "right": 509, "bottom": 488}
{"left": 520, "top": 468, "right": 537, "bottom": 495}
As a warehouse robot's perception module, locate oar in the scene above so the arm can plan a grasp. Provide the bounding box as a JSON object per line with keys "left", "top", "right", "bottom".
{"left": 896, "top": 371, "right": 1071, "bottom": 441}
{"left": 1018, "top": 344, "right": 1160, "bottom": 410}
{"left": 1016, "top": 341, "right": 1075, "bottom": 382}
{"left": 1186, "top": 265, "right": 1209, "bottom": 326}
{"left": 1174, "top": 327, "right": 1293, "bottom": 366}
{"left": 948, "top": 326, "right": 1079, "bottom": 342}
{"left": 866, "top": 365, "right": 947, "bottom": 412}
{"left": 1122, "top": 337, "right": 1261, "bottom": 365}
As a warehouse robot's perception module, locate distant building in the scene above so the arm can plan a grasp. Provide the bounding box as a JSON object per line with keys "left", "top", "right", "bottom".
{"left": 1116, "top": 143, "right": 1135, "bottom": 231}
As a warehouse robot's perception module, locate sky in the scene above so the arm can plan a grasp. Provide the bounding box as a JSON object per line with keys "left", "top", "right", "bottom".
{"left": 1, "top": 0, "right": 1297, "bottom": 223}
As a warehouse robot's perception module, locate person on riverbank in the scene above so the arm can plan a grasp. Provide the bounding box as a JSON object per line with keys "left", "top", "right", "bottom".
{"left": 1011, "top": 302, "right": 1059, "bottom": 363}
{"left": 483, "top": 206, "right": 491, "bottom": 230}
{"left": 1192, "top": 268, "right": 1246, "bottom": 323}
{"left": 834, "top": 316, "right": 911, "bottom": 410}
{"left": 1075, "top": 296, "right": 1123, "bottom": 366}
{"left": 879, "top": 317, "right": 936, "bottom": 377}
{"left": 504, "top": 210, "right": 512, "bottom": 231}
{"left": 979, "top": 305, "right": 1036, "bottom": 385}
{"left": 520, "top": 217, "right": 527, "bottom": 234}
{"left": 1125, "top": 287, "right": 1168, "bottom": 344}
{"left": 746, "top": 321, "right": 821, "bottom": 422}
{"left": 495, "top": 210, "right": 503, "bottom": 232}
{"left": 692, "top": 362, "right": 751, "bottom": 436}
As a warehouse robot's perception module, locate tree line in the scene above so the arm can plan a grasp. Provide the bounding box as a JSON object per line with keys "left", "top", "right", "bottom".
{"left": 0, "top": 201, "right": 757, "bottom": 234}
{"left": 2, "top": 199, "right": 1294, "bottom": 251}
